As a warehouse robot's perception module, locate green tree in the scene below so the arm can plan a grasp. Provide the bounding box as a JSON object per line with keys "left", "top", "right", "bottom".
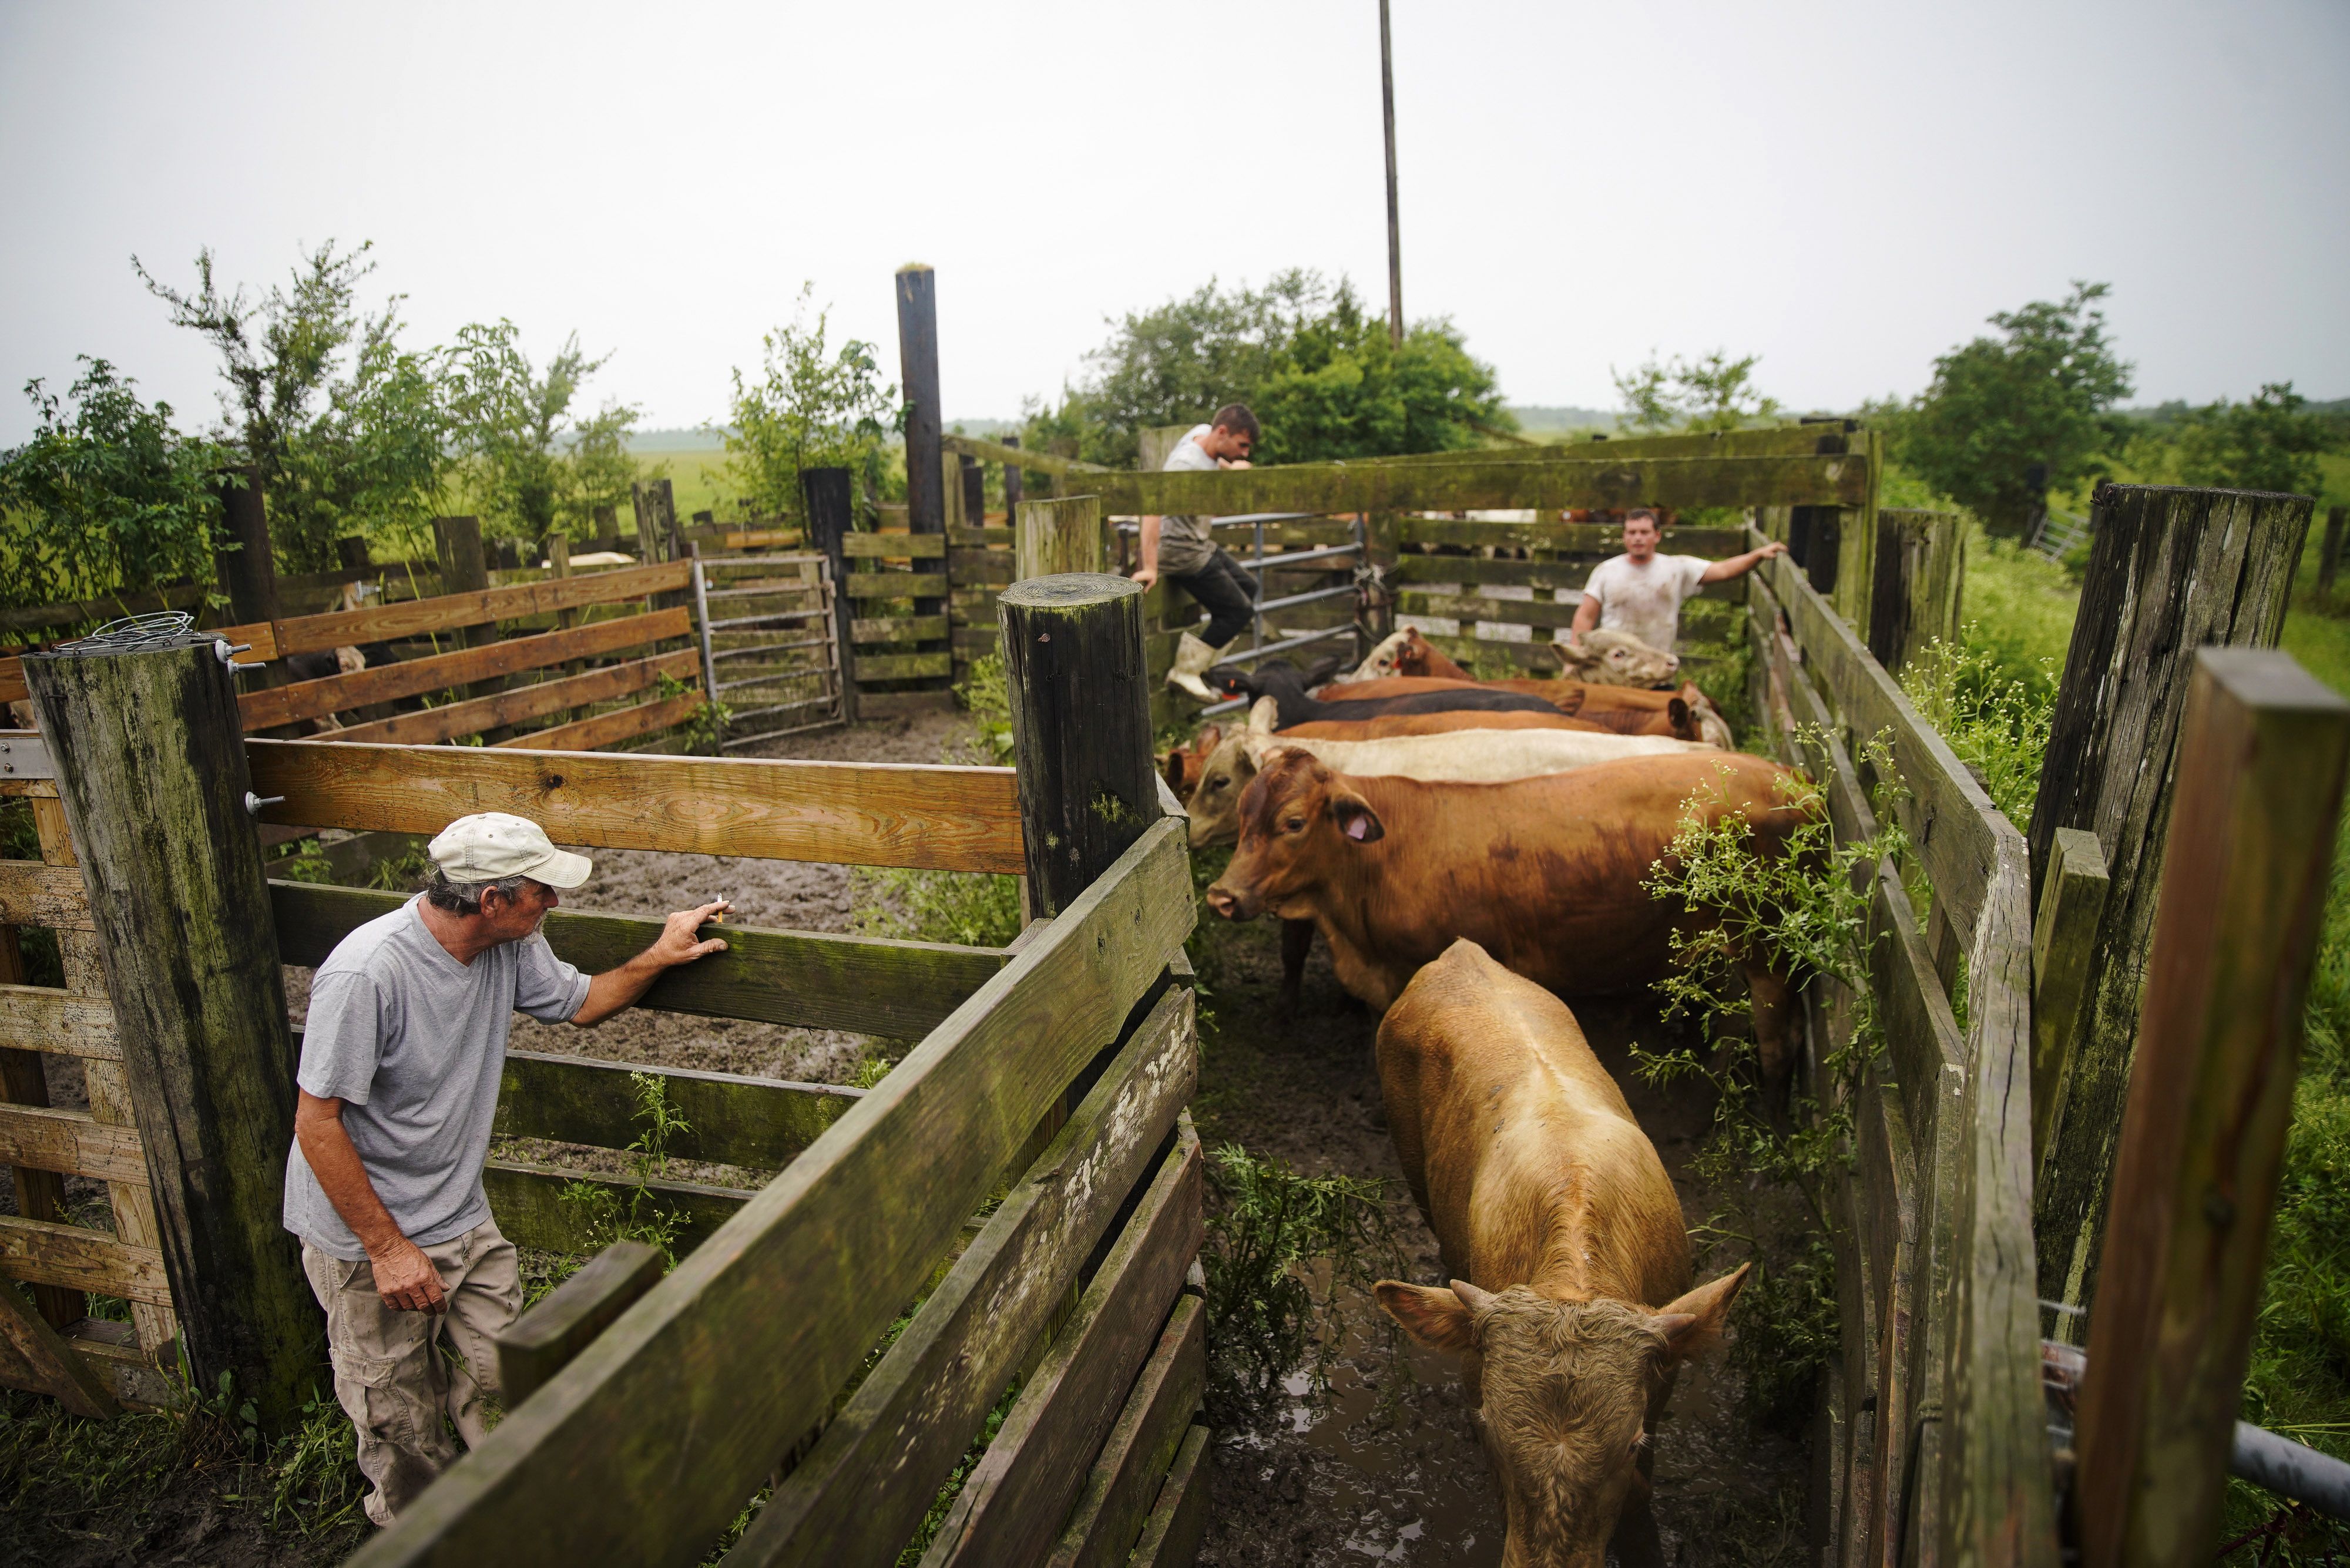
{"left": 0, "top": 359, "right": 230, "bottom": 613}
{"left": 1896, "top": 281, "right": 2134, "bottom": 538}
{"left": 1025, "top": 270, "right": 1507, "bottom": 466}
{"left": 2127, "top": 382, "right": 2336, "bottom": 497}
{"left": 722, "top": 286, "right": 899, "bottom": 521}
{"left": 136, "top": 241, "right": 453, "bottom": 570}
{"left": 1613, "top": 350, "right": 1782, "bottom": 434}
{"left": 445, "top": 322, "right": 637, "bottom": 546}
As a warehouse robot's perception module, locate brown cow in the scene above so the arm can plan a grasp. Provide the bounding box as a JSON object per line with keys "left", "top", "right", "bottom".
{"left": 1376, "top": 628, "right": 1734, "bottom": 746}
{"left": 1384, "top": 623, "right": 1685, "bottom": 689}
{"left": 1374, "top": 939, "right": 1748, "bottom": 1568}
{"left": 1159, "top": 724, "right": 1223, "bottom": 804}
{"left": 1201, "top": 748, "right": 1810, "bottom": 1084}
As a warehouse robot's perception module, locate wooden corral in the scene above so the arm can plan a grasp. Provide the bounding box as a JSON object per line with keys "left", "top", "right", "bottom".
{"left": 0, "top": 570, "right": 1207, "bottom": 1567}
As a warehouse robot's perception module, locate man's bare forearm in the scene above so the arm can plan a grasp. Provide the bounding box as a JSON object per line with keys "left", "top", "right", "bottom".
{"left": 574, "top": 952, "right": 666, "bottom": 1026}
{"left": 295, "top": 1094, "right": 406, "bottom": 1256}
{"left": 1570, "top": 595, "right": 1601, "bottom": 642}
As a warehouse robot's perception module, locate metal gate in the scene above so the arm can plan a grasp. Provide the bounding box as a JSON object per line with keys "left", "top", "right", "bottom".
{"left": 691, "top": 553, "right": 848, "bottom": 748}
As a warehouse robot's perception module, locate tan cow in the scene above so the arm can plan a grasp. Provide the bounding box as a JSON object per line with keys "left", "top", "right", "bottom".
{"left": 1374, "top": 940, "right": 1748, "bottom": 1568}
{"left": 1179, "top": 702, "right": 1713, "bottom": 850}
{"left": 1553, "top": 627, "right": 1679, "bottom": 688}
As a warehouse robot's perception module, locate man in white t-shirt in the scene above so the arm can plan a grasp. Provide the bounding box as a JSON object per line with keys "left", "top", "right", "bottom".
{"left": 1130, "top": 403, "right": 1259, "bottom": 700}
{"left": 1571, "top": 508, "right": 1786, "bottom": 658}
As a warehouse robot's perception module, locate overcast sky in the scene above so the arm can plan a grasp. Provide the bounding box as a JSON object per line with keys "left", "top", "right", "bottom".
{"left": 3, "top": 0, "right": 2345, "bottom": 445}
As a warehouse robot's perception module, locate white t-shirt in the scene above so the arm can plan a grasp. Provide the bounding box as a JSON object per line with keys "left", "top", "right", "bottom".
{"left": 1154, "top": 425, "right": 1221, "bottom": 573}
{"left": 1580, "top": 552, "right": 1710, "bottom": 653}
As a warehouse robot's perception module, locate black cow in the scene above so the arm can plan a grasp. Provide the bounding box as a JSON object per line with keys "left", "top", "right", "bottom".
{"left": 1207, "top": 659, "right": 1562, "bottom": 730}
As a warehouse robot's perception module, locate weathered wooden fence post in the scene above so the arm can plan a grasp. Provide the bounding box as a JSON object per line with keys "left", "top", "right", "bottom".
{"left": 803, "top": 466, "right": 861, "bottom": 725}
{"left": 434, "top": 516, "right": 504, "bottom": 724}
{"left": 1002, "top": 435, "right": 1024, "bottom": 519}
{"left": 1016, "top": 496, "right": 1106, "bottom": 583}
{"left": 24, "top": 629, "right": 314, "bottom": 1429}
{"left": 998, "top": 574, "right": 1156, "bottom": 915}
{"left": 960, "top": 455, "right": 985, "bottom": 533}
{"left": 214, "top": 464, "right": 281, "bottom": 632}
{"left": 1867, "top": 507, "right": 1965, "bottom": 675}
{"left": 2072, "top": 649, "right": 2348, "bottom": 1568}
{"left": 2026, "top": 483, "right": 2313, "bottom": 1315}
{"left": 897, "top": 266, "right": 951, "bottom": 687}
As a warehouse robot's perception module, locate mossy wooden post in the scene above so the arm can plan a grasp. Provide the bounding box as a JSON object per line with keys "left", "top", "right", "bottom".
{"left": 999, "top": 575, "right": 1156, "bottom": 916}
{"left": 22, "top": 631, "right": 314, "bottom": 1430}
{"left": 802, "top": 466, "right": 861, "bottom": 724}
{"left": 214, "top": 464, "right": 281, "bottom": 629}
{"left": 1868, "top": 508, "right": 1964, "bottom": 676}
{"left": 1016, "top": 496, "right": 1106, "bottom": 584}
{"left": 2072, "top": 650, "right": 2349, "bottom": 1568}
{"left": 897, "top": 266, "right": 951, "bottom": 686}
{"left": 2026, "top": 484, "right": 2313, "bottom": 1317}
{"left": 961, "top": 456, "right": 985, "bottom": 532}
{"left": 2030, "top": 827, "right": 2110, "bottom": 1171}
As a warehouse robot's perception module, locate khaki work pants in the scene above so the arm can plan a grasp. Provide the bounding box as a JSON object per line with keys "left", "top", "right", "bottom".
{"left": 302, "top": 1218, "right": 522, "bottom": 1527}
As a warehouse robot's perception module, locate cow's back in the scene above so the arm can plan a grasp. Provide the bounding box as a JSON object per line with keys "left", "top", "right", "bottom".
{"left": 1277, "top": 710, "right": 1606, "bottom": 740}
{"left": 1313, "top": 752, "right": 1807, "bottom": 1005}
{"left": 1378, "top": 941, "right": 1689, "bottom": 1305}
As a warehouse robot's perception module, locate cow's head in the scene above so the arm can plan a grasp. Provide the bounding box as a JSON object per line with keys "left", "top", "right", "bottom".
{"left": 1391, "top": 627, "right": 1472, "bottom": 681}
{"left": 1377, "top": 1267, "right": 1750, "bottom": 1568}
{"left": 1159, "top": 725, "right": 1223, "bottom": 804}
{"left": 1182, "top": 731, "right": 1260, "bottom": 848}
{"left": 1557, "top": 629, "right": 1680, "bottom": 687}
{"left": 1203, "top": 750, "right": 1381, "bottom": 921}
{"left": 1340, "top": 629, "right": 1414, "bottom": 683}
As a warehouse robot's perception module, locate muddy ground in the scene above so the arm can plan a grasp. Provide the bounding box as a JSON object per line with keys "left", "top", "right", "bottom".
{"left": 4, "top": 704, "right": 1812, "bottom": 1565}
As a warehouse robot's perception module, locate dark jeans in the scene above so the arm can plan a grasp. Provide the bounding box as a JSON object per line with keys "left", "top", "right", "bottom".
{"left": 1171, "top": 549, "right": 1258, "bottom": 647}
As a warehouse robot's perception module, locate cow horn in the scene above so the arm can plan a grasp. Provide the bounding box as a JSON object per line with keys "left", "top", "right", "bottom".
{"left": 1449, "top": 1278, "right": 1496, "bottom": 1312}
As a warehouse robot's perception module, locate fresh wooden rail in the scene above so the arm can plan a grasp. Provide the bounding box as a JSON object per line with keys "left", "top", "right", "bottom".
{"left": 330, "top": 649, "right": 702, "bottom": 746}
{"left": 239, "top": 608, "right": 691, "bottom": 730}
{"left": 247, "top": 741, "right": 1026, "bottom": 875}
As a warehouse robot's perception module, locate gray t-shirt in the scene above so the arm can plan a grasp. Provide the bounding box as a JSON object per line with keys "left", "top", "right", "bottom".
{"left": 283, "top": 897, "right": 589, "bottom": 1260}
{"left": 1154, "top": 425, "right": 1222, "bottom": 575}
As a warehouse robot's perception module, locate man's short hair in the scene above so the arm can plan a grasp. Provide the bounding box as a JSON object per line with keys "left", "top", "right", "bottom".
{"left": 1210, "top": 404, "right": 1260, "bottom": 441}
{"left": 424, "top": 869, "right": 536, "bottom": 916}
{"left": 1623, "top": 508, "right": 1661, "bottom": 530}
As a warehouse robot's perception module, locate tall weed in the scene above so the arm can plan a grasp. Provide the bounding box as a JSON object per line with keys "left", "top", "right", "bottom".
{"left": 1898, "top": 630, "right": 2054, "bottom": 826}
{"left": 1633, "top": 734, "right": 1906, "bottom": 1423}
{"left": 557, "top": 1070, "right": 691, "bottom": 1272}
{"left": 1200, "top": 1142, "right": 1398, "bottom": 1426}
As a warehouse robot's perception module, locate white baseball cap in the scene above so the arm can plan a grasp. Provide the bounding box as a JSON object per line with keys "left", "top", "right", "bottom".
{"left": 427, "top": 812, "right": 593, "bottom": 890}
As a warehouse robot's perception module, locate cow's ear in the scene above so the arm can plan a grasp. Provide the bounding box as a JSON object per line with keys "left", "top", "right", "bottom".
{"left": 1557, "top": 640, "right": 1595, "bottom": 671}
{"left": 1653, "top": 1263, "right": 1751, "bottom": 1364}
{"left": 1161, "top": 752, "right": 1187, "bottom": 793}
{"left": 1331, "top": 793, "right": 1385, "bottom": 843}
{"left": 1670, "top": 697, "right": 1691, "bottom": 727}
{"left": 1199, "top": 724, "right": 1222, "bottom": 751}
{"left": 1376, "top": 1281, "right": 1476, "bottom": 1352}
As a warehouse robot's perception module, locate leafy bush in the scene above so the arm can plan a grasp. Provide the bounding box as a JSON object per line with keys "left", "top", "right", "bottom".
{"left": 1198, "top": 1142, "right": 1397, "bottom": 1425}
{"left": 0, "top": 358, "right": 229, "bottom": 615}
{"left": 724, "top": 284, "right": 899, "bottom": 522}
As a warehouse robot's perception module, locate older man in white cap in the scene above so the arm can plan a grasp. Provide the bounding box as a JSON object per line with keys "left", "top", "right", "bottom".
{"left": 283, "top": 811, "right": 728, "bottom": 1526}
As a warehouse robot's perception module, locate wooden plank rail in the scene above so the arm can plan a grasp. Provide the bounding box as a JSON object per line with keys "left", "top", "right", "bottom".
{"left": 726, "top": 985, "right": 1195, "bottom": 1566}
{"left": 0, "top": 1103, "right": 147, "bottom": 1186}
{"left": 246, "top": 740, "right": 1026, "bottom": 875}
{"left": 0, "top": 985, "right": 119, "bottom": 1059}
{"left": 1045, "top": 1291, "right": 1206, "bottom": 1568}
{"left": 270, "top": 882, "right": 1008, "bottom": 1040}
{"left": 498, "top": 1242, "right": 665, "bottom": 1408}
{"left": 496, "top": 1051, "right": 864, "bottom": 1172}
{"left": 239, "top": 608, "right": 692, "bottom": 731}
{"left": 330, "top": 649, "right": 703, "bottom": 747}
{"left": 269, "top": 561, "right": 691, "bottom": 657}
{"left": 1081, "top": 451, "right": 1869, "bottom": 517}
{"left": 498, "top": 692, "right": 705, "bottom": 753}
{"left": 924, "top": 1124, "right": 1204, "bottom": 1568}
{"left": 0, "top": 861, "right": 94, "bottom": 929}
{"left": 1396, "top": 518, "right": 1749, "bottom": 554}
{"left": 484, "top": 1162, "right": 750, "bottom": 1256}
{"left": 1744, "top": 541, "right": 2054, "bottom": 1566}
{"left": 0, "top": 1214, "right": 171, "bottom": 1305}
{"left": 348, "top": 820, "right": 1193, "bottom": 1568}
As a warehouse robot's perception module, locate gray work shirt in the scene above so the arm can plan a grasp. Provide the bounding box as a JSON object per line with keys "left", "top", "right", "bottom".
{"left": 1154, "top": 425, "right": 1223, "bottom": 575}
{"left": 283, "top": 896, "right": 589, "bottom": 1260}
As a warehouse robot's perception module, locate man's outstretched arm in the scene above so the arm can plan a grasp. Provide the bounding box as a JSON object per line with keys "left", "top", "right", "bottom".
{"left": 572, "top": 899, "right": 731, "bottom": 1026}
{"left": 1699, "top": 540, "right": 1788, "bottom": 584}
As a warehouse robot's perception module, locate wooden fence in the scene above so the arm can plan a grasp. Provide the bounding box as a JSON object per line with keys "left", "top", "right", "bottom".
{"left": 0, "top": 573, "right": 1206, "bottom": 1567}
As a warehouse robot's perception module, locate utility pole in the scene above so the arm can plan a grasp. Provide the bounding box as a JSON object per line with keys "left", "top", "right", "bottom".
{"left": 1379, "top": 0, "right": 1404, "bottom": 348}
